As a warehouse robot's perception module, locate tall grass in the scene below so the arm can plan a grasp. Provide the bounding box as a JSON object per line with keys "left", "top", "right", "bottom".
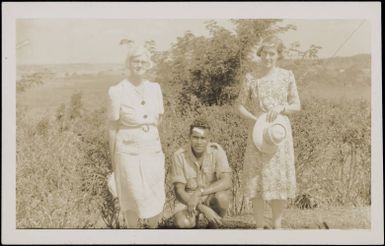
{"left": 16, "top": 85, "right": 371, "bottom": 228}
{"left": 16, "top": 97, "right": 114, "bottom": 228}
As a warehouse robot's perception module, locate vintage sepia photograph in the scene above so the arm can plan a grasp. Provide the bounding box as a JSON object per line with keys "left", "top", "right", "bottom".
{"left": 2, "top": 2, "right": 383, "bottom": 245}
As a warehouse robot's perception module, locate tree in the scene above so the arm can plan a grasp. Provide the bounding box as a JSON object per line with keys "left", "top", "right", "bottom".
{"left": 155, "top": 19, "right": 297, "bottom": 107}
{"left": 16, "top": 71, "right": 54, "bottom": 93}
{"left": 119, "top": 39, "right": 134, "bottom": 46}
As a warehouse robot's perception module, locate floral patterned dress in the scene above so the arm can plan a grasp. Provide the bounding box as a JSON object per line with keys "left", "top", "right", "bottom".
{"left": 237, "top": 67, "right": 300, "bottom": 201}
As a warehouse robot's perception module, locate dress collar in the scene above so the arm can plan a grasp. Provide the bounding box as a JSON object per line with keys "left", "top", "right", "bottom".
{"left": 123, "top": 78, "right": 148, "bottom": 88}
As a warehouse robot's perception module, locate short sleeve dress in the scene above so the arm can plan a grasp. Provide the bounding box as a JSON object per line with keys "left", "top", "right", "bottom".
{"left": 107, "top": 79, "right": 165, "bottom": 219}
{"left": 237, "top": 67, "right": 300, "bottom": 201}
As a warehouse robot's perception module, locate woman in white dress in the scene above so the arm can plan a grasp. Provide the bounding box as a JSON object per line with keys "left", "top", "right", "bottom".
{"left": 107, "top": 45, "right": 165, "bottom": 228}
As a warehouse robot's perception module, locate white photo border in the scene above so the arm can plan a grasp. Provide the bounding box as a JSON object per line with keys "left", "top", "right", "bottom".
{"left": 2, "top": 2, "right": 383, "bottom": 245}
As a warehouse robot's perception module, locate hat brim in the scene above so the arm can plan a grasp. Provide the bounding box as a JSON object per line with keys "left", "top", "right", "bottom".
{"left": 252, "top": 113, "right": 287, "bottom": 154}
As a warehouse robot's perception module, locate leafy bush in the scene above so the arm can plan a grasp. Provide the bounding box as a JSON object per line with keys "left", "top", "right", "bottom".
{"left": 16, "top": 71, "right": 54, "bottom": 92}
{"left": 16, "top": 85, "right": 371, "bottom": 228}
{"left": 156, "top": 20, "right": 296, "bottom": 106}
{"left": 16, "top": 112, "right": 94, "bottom": 228}
{"left": 160, "top": 96, "right": 371, "bottom": 214}
{"left": 15, "top": 19, "right": 371, "bottom": 228}
{"left": 291, "top": 98, "right": 371, "bottom": 208}
{"left": 16, "top": 95, "right": 114, "bottom": 228}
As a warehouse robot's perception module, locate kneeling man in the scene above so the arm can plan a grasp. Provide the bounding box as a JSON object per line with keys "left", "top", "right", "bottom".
{"left": 171, "top": 117, "right": 233, "bottom": 228}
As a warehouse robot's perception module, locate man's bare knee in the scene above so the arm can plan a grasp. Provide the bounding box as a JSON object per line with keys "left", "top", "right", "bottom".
{"left": 174, "top": 211, "right": 196, "bottom": 228}
{"left": 212, "top": 190, "right": 232, "bottom": 215}
{"left": 215, "top": 190, "right": 232, "bottom": 207}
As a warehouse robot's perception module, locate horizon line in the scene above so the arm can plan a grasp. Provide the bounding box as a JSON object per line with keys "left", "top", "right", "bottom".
{"left": 16, "top": 53, "right": 371, "bottom": 66}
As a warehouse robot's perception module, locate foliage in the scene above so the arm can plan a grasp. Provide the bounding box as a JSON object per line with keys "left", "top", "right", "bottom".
{"left": 17, "top": 94, "right": 114, "bottom": 228}
{"left": 291, "top": 98, "right": 371, "bottom": 208}
{"left": 16, "top": 70, "right": 54, "bottom": 92}
{"left": 16, "top": 90, "right": 371, "bottom": 228}
{"left": 156, "top": 20, "right": 297, "bottom": 106}
{"left": 15, "top": 19, "right": 371, "bottom": 228}
{"left": 16, "top": 110, "right": 94, "bottom": 228}
{"left": 230, "top": 19, "right": 296, "bottom": 59}
{"left": 69, "top": 92, "right": 83, "bottom": 119}
{"left": 160, "top": 96, "right": 371, "bottom": 212}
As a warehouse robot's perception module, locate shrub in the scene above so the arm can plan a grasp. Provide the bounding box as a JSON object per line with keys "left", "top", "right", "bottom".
{"left": 291, "top": 98, "right": 371, "bottom": 208}
{"left": 159, "top": 95, "right": 371, "bottom": 215}
{"left": 16, "top": 111, "right": 96, "bottom": 228}
{"left": 16, "top": 89, "right": 370, "bottom": 227}
{"left": 16, "top": 97, "right": 113, "bottom": 228}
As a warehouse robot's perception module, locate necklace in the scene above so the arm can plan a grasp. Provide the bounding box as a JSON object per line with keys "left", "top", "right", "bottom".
{"left": 135, "top": 83, "right": 146, "bottom": 106}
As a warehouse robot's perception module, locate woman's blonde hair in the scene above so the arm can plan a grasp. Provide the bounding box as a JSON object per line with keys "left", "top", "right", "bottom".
{"left": 125, "top": 45, "right": 154, "bottom": 70}
{"left": 256, "top": 36, "right": 285, "bottom": 60}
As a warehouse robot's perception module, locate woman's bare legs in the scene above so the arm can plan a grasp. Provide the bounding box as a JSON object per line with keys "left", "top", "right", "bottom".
{"left": 252, "top": 197, "right": 265, "bottom": 229}
{"left": 271, "top": 199, "right": 286, "bottom": 229}
{"left": 123, "top": 210, "right": 139, "bottom": 228}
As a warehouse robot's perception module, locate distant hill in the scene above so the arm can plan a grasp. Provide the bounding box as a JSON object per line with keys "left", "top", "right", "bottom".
{"left": 320, "top": 54, "right": 371, "bottom": 69}
{"left": 17, "top": 54, "right": 371, "bottom": 88}
{"left": 17, "top": 63, "right": 124, "bottom": 80}
{"left": 280, "top": 54, "right": 371, "bottom": 88}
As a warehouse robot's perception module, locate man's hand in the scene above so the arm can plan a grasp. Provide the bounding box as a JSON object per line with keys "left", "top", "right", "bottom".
{"left": 187, "top": 190, "right": 201, "bottom": 216}
{"left": 199, "top": 205, "right": 223, "bottom": 226}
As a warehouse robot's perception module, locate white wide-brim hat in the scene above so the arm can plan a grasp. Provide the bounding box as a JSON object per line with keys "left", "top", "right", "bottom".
{"left": 253, "top": 113, "right": 288, "bottom": 154}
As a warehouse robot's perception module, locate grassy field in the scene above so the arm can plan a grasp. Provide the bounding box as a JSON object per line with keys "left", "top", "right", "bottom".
{"left": 17, "top": 74, "right": 122, "bottom": 123}
{"left": 222, "top": 206, "right": 370, "bottom": 229}
{"left": 92, "top": 206, "right": 370, "bottom": 229}
{"left": 15, "top": 56, "right": 371, "bottom": 229}
{"left": 17, "top": 75, "right": 371, "bottom": 126}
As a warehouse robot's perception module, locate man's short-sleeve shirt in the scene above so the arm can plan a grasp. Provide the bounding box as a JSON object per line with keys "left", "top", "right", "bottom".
{"left": 171, "top": 142, "right": 232, "bottom": 191}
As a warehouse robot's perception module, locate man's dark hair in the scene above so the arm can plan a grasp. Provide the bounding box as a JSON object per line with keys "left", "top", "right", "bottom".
{"left": 189, "top": 117, "right": 211, "bottom": 135}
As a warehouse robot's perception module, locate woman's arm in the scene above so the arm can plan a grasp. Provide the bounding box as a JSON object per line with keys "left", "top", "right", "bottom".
{"left": 108, "top": 120, "right": 118, "bottom": 171}
{"left": 283, "top": 71, "right": 301, "bottom": 115}
{"left": 236, "top": 74, "right": 257, "bottom": 122}
{"left": 282, "top": 102, "right": 300, "bottom": 115}
{"left": 237, "top": 104, "right": 257, "bottom": 122}
{"left": 157, "top": 114, "right": 163, "bottom": 126}
{"left": 107, "top": 86, "right": 120, "bottom": 171}
{"left": 156, "top": 83, "right": 164, "bottom": 126}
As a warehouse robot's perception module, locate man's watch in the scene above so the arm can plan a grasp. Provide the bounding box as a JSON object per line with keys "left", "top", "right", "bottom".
{"left": 199, "top": 187, "right": 205, "bottom": 195}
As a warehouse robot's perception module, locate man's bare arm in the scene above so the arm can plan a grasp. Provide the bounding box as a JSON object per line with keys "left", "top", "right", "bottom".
{"left": 174, "top": 182, "right": 194, "bottom": 205}
{"left": 200, "top": 172, "right": 232, "bottom": 196}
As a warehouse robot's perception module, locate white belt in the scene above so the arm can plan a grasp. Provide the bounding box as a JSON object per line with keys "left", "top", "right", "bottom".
{"left": 119, "top": 124, "right": 156, "bottom": 132}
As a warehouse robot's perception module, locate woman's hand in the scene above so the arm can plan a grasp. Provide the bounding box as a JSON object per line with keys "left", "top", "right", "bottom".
{"left": 267, "top": 104, "right": 285, "bottom": 122}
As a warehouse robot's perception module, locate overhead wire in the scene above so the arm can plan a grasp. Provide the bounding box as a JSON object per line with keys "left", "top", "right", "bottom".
{"left": 330, "top": 20, "right": 366, "bottom": 58}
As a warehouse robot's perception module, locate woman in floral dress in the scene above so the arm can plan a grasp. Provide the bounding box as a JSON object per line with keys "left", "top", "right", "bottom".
{"left": 236, "top": 36, "right": 301, "bottom": 229}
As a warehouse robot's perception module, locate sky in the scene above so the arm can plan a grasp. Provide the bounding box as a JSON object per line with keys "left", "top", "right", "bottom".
{"left": 16, "top": 19, "right": 371, "bottom": 65}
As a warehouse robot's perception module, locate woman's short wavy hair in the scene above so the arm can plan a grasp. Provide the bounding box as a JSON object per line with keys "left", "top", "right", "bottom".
{"left": 256, "top": 36, "right": 285, "bottom": 60}
{"left": 125, "top": 45, "right": 154, "bottom": 70}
